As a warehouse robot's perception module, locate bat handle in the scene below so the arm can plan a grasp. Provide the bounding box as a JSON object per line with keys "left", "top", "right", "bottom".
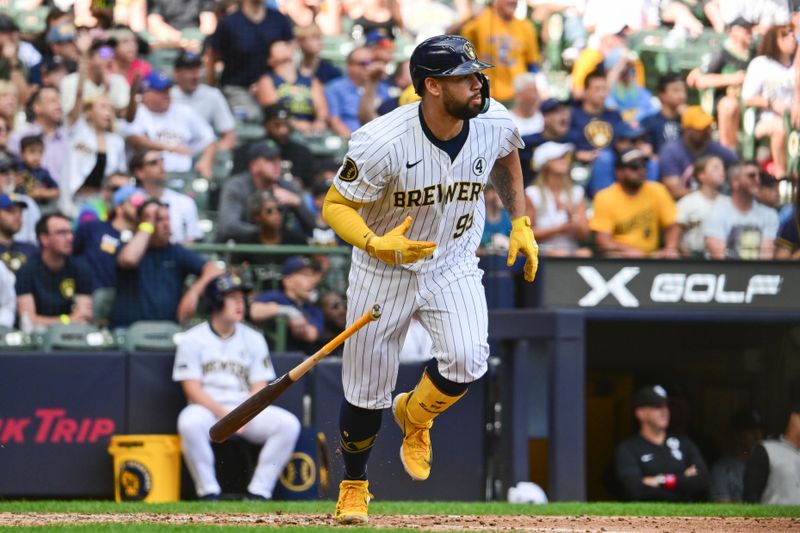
{"left": 287, "top": 304, "right": 381, "bottom": 381}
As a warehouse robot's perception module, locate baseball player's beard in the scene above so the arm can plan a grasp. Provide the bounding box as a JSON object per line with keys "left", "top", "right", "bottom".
{"left": 442, "top": 92, "right": 481, "bottom": 120}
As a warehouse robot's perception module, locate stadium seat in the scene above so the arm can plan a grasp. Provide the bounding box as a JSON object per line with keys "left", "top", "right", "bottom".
{"left": 42, "top": 324, "right": 116, "bottom": 352}
{"left": 234, "top": 121, "right": 266, "bottom": 143}
{"left": 0, "top": 326, "right": 36, "bottom": 350}
{"left": 740, "top": 107, "right": 758, "bottom": 160}
{"left": 14, "top": 6, "right": 47, "bottom": 35}
{"left": 124, "top": 321, "right": 183, "bottom": 352}
{"left": 92, "top": 287, "right": 116, "bottom": 326}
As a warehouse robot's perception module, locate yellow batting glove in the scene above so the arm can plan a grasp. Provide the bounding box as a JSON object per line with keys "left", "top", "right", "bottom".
{"left": 507, "top": 216, "right": 539, "bottom": 282}
{"left": 366, "top": 216, "right": 437, "bottom": 265}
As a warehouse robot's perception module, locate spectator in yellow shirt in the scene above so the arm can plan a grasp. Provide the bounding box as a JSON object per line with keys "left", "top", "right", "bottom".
{"left": 460, "top": 0, "right": 540, "bottom": 103}
{"left": 590, "top": 148, "right": 680, "bottom": 257}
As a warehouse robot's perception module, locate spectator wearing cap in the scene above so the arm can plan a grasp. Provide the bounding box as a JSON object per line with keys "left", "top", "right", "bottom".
{"left": 8, "top": 87, "right": 67, "bottom": 185}
{"left": 686, "top": 19, "right": 752, "bottom": 150}
{"left": 16, "top": 212, "right": 93, "bottom": 327}
{"left": 0, "top": 153, "right": 39, "bottom": 244}
{"left": 720, "top": 1, "right": 791, "bottom": 35}
{"left": 365, "top": 28, "right": 395, "bottom": 64}
{"left": 325, "top": 46, "right": 390, "bottom": 138}
{"left": 251, "top": 255, "right": 324, "bottom": 353}
{"left": 147, "top": 0, "right": 216, "bottom": 44}
{"left": 570, "top": 20, "right": 645, "bottom": 99}
{"left": 44, "top": 22, "right": 80, "bottom": 68}
{"left": 29, "top": 9, "right": 72, "bottom": 61}
{"left": 519, "top": 98, "right": 571, "bottom": 183}
{"left": 710, "top": 409, "right": 764, "bottom": 502}
{"left": 605, "top": 49, "right": 657, "bottom": 124}
{"left": 757, "top": 171, "right": 780, "bottom": 210}
{"left": 170, "top": 51, "right": 236, "bottom": 151}
{"left": 567, "top": 71, "right": 625, "bottom": 165}
{"left": 254, "top": 40, "right": 329, "bottom": 136}
{"left": 640, "top": 73, "right": 686, "bottom": 154}
{"left": 61, "top": 88, "right": 127, "bottom": 217}
{"left": 703, "top": 161, "right": 778, "bottom": 260}
{"left": 524, "top": 142, "right": 590, "bottom": 256}
{"left": 74, "top": 184, "right": 145, "bottom": 290}
{"left": 658, "top": 106, "right": 737, "bottom": 200}
{"left": 111, "top": 199, "right": 222, "bottom": 328}
{"left": 74, "top": 171, "right": 133, "bottom": 226}
{"left": 232, "top": 103, "right": 316, "bottom": 187}
{"left": 126, "top": 71, "right": 216, "bottom": 177}
{"left": 0, "top": 192, "right": 37, "bottom": 273}
{"left": 743, "top": 402, "right": 800, "bottom": 505}
{"left": 111, "top": 27, "right": 152, "bottom": 86}
{"left": 217, "top": 140, "right": 315, "bottom": 243}
{"left": 741, "top": 24, "right": 796, "bottom": 180}
{"left": 591, "top": 147, "right": 679, "bottom": 258}
{"left": 130, "top": 149, "right": 202, "bottom": 244}
{"left": 295, "top": 23, "right": 342, "bottom": 84}
{"left": 587, "top": 122, "right": 659, "bottom": 198}
{"left": 459, "top": 0, "right": 540, "bottom": 103}
{"left": 60, "top": 39, "right": 130, "bottom": 118}
{"left": 614, "top": 385, "right": 709, "bottom": 502}
{"left": 0, "top": 14, "right": 32, "bottom": 104}
{"left": 206, "top": 0, "right": 293, "bottom": 122}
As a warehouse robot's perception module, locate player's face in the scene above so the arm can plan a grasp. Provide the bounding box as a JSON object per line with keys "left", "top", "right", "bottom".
{"left": 221, "top": 290, "right": 246, "bottom": 322}
{"left": 642, "top": 405, "right": 670, "bottom": 431}
{"left": 440, "top": 74, "right": 483, "bottom": 120}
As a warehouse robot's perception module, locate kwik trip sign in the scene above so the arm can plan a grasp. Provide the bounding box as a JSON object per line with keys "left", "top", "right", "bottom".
{"left": 543, "top": 259, "right": 799, "bottom": 311}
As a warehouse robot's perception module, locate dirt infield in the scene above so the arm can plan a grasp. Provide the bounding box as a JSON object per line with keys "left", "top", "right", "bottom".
{"left": 2, "top": 512, "right": 799, "bottom": 532}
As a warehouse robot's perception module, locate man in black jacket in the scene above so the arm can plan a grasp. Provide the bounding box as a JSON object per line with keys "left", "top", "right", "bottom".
{"left": 615, "top": 385, "right": 709, "bottom": 501}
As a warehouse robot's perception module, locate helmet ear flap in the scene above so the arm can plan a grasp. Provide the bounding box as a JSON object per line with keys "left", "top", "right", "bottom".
{"left": 478, "top": 73, "right": 490, "bottom": 113}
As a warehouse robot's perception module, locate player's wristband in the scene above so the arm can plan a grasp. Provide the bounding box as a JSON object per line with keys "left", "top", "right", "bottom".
{"left": 138, "top": 222, "right": 155, "bottom": 235}
{"left": 59, "top": 314, "right": 71, "bottom": 325}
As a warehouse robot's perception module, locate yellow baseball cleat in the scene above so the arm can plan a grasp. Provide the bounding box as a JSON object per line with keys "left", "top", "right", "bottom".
{"left": 334, "top": 480, "right": 372, "bottom": 524}
{"left": 392, "top": 392, "right": 433, "bottom": 481}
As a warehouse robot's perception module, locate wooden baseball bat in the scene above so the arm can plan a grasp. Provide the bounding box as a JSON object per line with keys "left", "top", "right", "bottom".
{"left": 209, "top": 304, "right": 382, "bottom": 443}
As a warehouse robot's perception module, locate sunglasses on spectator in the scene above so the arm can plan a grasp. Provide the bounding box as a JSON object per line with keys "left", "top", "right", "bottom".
{"left": 262, "top": 207, "right": 278, "bottom": 214}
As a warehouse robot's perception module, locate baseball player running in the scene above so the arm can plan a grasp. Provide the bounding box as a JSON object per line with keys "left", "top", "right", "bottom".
{"left": 173, "top": 273, "right": 301, "bottom": 500}
{"left": 322, "top": 35, "right": 539, "bottom": 523}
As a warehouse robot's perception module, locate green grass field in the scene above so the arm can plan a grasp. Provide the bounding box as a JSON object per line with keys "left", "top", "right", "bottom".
{"left": 1, "top": 500, "right": 799, "bottom": 532}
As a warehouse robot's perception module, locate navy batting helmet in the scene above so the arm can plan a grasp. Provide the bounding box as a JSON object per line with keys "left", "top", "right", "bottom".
{"left": 409, "top": 35, "right": 492, "bottom": 109}
{"left": 204, "top": 273, "right": 251, "bottom": 311}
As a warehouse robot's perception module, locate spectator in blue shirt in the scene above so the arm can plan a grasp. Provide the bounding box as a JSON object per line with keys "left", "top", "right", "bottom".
{"left": 0, "top": 192, "right": 37, "bottom": 273}
{"left": 567, "top": 70, "right": 624, "bottom": 165}
{"left": 520, "top": 98, "right": 572, "bottom": 184}
{"left": 640, "top": 72, "right": 686, "bottom": 153}
{"left": 110, "top": 200, "right": 222, "bottom": 328}
{"left": 74, "top": 184, "right": 145, "bottom": 290}
{"left": 16, "top": 212, "right": 93, "bottom": 327}
{"left": 250, "top": 255, "right": 324, "bottom": 353}
{"left": 206, "top": 0, "right": 293, "bottom": 122}
{"left": 587, "top": 123, "right": 659, "bottom": 198}
{"left": 325, "top": 46, "right": 391, "bottom": 138}
{"left": 658, "top": 106, "right": 737, "bottom": 200}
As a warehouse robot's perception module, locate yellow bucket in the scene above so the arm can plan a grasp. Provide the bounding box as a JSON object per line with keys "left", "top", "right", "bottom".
{"left": 108, "top": 435, "right": 181, "bottom": 502}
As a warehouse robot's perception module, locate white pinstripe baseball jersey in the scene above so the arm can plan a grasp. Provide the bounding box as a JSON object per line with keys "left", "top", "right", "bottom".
{"left": 335, "top": 98, "right": 523, "bottom": 409}
{"left": 335, "top": 98, "right": 523, "bottom": 274}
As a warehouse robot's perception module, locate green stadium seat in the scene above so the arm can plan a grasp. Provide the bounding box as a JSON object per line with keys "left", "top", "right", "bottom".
{"left": 92, "top": 287, "right": 116, "bottom": 326}
{"left": 0, "top": 326, "right": 37, "bottom": 350}
{"left": 14, "top": 6, "right": 47, "bottom": 35}
{"left": 235, "top": 121, "right": 266, "bottom": 143}
{"left": 784, "top": 114, "right": 800, "bottom": 180}
{"left": 124, "top": 321, "right": 183, "bottom": 352}
{"left": 42, "top": 324, "right": 116, "bottom": 352}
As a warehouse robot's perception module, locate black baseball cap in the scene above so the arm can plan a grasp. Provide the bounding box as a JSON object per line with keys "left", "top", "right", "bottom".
{"left": 0, "top": 14, "right": 18, "bottom": 33}
{"left": 728, "top": 17, "right": 754, "bottom": 30}
{"left": 540, "top": 98, "right": 566, "bottom": 114}
{"left": 262, "top": 103, "right": 290, "bottom": 123}
{"left": 633, "top": 385, "right": 668, "bottom": 408}
{"left": 174, "top": 50, "right": 202, "bottom": 70}
{"left": 247, "top": 140, "right": 281, "bottom": 162}
{"left": 731, "top": 409, "right": 762, "bottom": 431}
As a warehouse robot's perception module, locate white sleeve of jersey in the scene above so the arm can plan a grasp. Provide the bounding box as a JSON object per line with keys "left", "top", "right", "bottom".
{"left": 333, "top": 127, "right": 397, "bottom": 204}
{"left": 172, "top": 330, "right": 203, "bottom": 382}
{"left": 247, "top": 328, "right": 276, "bottom": 384}
{"left": 485, "top": 99, "right": 524, "bottom": 158}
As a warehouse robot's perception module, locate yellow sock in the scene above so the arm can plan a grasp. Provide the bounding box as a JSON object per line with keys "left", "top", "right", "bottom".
{"left": 404, "top": 370, "right": 466, "bottom": 427}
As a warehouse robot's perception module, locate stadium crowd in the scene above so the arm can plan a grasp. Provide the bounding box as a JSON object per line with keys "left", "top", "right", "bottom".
{"left": 0, "top": 0, "right": 797, "bottom": 337}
